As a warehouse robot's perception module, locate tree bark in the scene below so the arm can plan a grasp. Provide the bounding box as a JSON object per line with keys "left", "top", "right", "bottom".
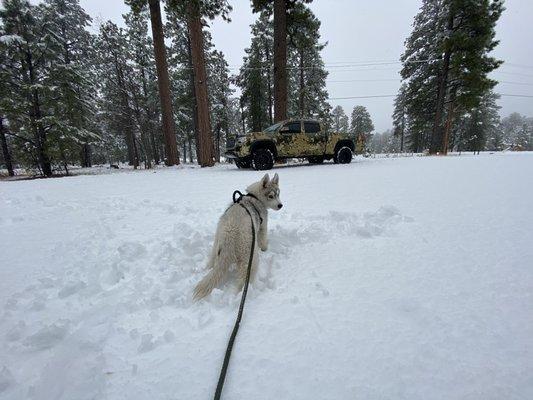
{"left": 110, "top": 48, "right": 138, "bottom": 168}
{"left": 27, "top": 54, "right": 52, "bottom": 176}
{"left": 273, "top": 0, "right": 288, "bottom": 122}
{"left": 430, "top": 9, "right": 454, "bottom": 154}
{"left": 441, "top": 88, "right": 456, "bottom": 156}
{"left": 264, "top": 42, "right": 273, "bottom": 125}
{"left": 186, "top": 35, "right": 200, "bottom": 163}
{"left": 299, "top": 48, "right": 305, "bottom": 118}
{"left": 148, "top": 0, "right": 179, "bottom": 166}
{"left": 186, "top": 1, "right": 214, "bottom": 167}
{"left": 0, "top": 117, "right": 15, "bottom": 177}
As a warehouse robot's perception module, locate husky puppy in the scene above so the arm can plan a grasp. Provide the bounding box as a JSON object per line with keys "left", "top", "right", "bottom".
{"left": 193, "top": 173, "right": 283, "bottom": 300}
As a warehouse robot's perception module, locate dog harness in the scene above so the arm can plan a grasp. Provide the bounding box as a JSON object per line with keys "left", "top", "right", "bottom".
{"left": 232, "top": 190, "right": 264, "bottom": 225}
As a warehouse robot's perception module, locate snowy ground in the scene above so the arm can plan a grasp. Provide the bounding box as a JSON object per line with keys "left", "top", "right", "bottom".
{"left": 1, "top": 153, "right": 532, "bottom": 400}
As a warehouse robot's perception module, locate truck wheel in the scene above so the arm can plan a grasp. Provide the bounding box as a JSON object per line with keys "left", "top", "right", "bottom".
{"left": 235, "top": 159, "right": 251, "bottom": 169}
{"left": 334, "top": 146, "right": 352, "bottom": 164}
{"left": 308, "top": 156, "right": 324, "bottom": 164}
{"left": 252, "top": 149, "right": 274, "bottom": 170}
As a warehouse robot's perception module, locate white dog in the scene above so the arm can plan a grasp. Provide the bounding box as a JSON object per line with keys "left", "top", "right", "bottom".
{"left": 193, "top": 173, "right": 283, "bottom": 300}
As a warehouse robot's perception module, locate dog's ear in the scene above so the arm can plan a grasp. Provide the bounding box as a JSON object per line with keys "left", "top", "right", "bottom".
{"left": 261, "top": 173, "right": 270, "bottom": 188}
{"left": 272, "top": 173, "right": 279, "bottom": 185}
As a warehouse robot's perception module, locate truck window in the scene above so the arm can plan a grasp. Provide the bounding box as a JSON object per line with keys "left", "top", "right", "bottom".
{"left": 283, "top": 121, "right": 302, "bottom": 134}
{"left": 304, "top": 121, "right": 320, "bottom": 133}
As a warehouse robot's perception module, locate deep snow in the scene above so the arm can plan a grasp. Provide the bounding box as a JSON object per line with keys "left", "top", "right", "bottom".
{"left": 1, "top": 153, "right": 532, "bottom": 400}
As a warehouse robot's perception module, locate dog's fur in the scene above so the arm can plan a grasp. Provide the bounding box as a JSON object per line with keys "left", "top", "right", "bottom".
{"left": 193, "top": 173, "right": 283, "bottom": 300}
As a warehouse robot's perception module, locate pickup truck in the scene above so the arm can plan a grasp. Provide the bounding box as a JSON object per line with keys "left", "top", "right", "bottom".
{"left": 224, "top": 119, "right": 355, "bottom": 170}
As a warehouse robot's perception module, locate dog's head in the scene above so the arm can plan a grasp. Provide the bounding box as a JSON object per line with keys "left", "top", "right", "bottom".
{"left": 247, "top": 173, "right": 283, "bottom": 211}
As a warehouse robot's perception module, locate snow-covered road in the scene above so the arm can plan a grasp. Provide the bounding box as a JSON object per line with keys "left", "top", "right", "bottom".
{"left": 1, "top": 153, "right": 532, "bottom": 399}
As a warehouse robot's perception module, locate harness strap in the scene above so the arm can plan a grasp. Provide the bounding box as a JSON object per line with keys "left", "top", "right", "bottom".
{"left": 232, "top": 190, "right": 263, "bottom": 224}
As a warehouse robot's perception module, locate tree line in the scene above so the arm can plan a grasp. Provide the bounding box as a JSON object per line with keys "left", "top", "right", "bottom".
{"left": 391, "top": 0, "right": 532, "bottom": 154}
{"left": 1, "top": 0, "right": 531, "bottom": 177}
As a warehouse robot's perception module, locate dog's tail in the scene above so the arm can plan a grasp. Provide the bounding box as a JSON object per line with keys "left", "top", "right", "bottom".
{"left": 193, "top": 265, "right": 226, "bottom": 301}
{"left": 193, "top": 237, "right": 231, "bottom": 301}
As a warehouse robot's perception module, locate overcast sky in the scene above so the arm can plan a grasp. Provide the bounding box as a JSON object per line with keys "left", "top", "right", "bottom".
{"left": 79, "top": 0, "right": 533, "bottom": 132}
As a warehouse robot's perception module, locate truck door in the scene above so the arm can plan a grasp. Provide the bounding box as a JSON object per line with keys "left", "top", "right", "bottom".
{"left": 277, "top": 120, "right": 303, "bottom": 157}
{"left": 303, "top": 120, "right": 326, "bottom": 156}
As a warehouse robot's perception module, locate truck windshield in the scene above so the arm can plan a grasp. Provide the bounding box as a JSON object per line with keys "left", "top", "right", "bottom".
{"left": 264, "top": 122, "right": 283, "bottom": 134}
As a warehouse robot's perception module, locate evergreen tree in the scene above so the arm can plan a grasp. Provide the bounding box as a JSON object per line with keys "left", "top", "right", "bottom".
{"left": 392, "top": 83, "right": 407, "bottom": 152}
{"left": 331, "top": 106, "right": 349, "bottom": 133}
{"left": 350, "top": 105, "right": 374, "bottom": 152}
{"left": 167, "top": 0, "right": 232, "bottom": 167}
{"left": 399, "top": 0, "right": 503, "bottom": 154}
{"left": 124, "top": 9, "right": 163, "bottom": 168}
{"left": 500, "top": 113, "right": 533, "bottom": 151}
{"left": 43, "top": 0, "right": 99, "bottom": 171}
{"left": 236, "top": 11, "right": 272, "bottom": 132}
{"left": 239, "top": 3, "right": 330, "bottom": 130}
{"left": 286, "top": 2, "right": 330, "bottom": 123}
{"left": 0, "top": 0, "right": 62, "bottom": 176}
{"left": 95, "top": 21, "right": 139, "bottom": 167}
{"left": 454, "top": 90, "right": 501, "bottom": 152}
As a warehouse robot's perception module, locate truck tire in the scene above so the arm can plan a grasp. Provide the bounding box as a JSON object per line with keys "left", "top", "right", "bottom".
{"left": 235, "top": 159, "right": 251, "bottom": 169}
{"left": 252, "top": 149, "right": 274, "bottom": 170}
{"left": 334, "top": 146, "right": 352, "bottom": 164}
{"left": 308, "top": 156, "right": 324, "bottom": 164}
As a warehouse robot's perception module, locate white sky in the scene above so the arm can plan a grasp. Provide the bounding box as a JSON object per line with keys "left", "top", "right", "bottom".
{"left": 80, "top": 0, "right": 533, "bottom": 132}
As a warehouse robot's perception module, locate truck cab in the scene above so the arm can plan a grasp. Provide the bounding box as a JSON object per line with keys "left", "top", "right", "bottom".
{"left": 225, "top": 119, "right": 355, "bottom": 170}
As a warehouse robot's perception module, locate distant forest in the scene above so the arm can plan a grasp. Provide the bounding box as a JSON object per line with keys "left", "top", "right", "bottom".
{"left": 1, "top": 0, "right": 531, "bottom": 177}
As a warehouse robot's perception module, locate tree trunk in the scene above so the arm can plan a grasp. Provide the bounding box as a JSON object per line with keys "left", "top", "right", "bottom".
{"left": 430, "top": 9, "right": 454, "bottom": 154}
{"left": 188, "top": 135, "right": 194, "bottom": 163}
{"left": 140, "top": 65, "right": 160, "bottom": 165}
{"left": 81, "top": 143, "right": 91, "bottom": 168}
{"left": 273, "top": 0, "right": 288, "bottom": 122}
{"left": 186, "top": 1, "right": 214, "bottom": 167}
{"left": 0, "top": 117, "right": 15, "bottom": 177}
{"left": 264, "top": 42, "right": 273, "bottom": 125}
{"left": 215, "top": 123, "right": 221, "bottom": 162}
{"left": 441, "top": 89, "right": 456, "bottom": 156}
{"left": 148, "top": 0, "right": 179, "bottom": 166}
{"left": 111, "top": 51, "right": 138, "bottom": 168}
{"left": 299, "top": 48, "right": 305, "bottom": 118}
{"left": 186, "top": 35, "right": 201, "bottom": 163}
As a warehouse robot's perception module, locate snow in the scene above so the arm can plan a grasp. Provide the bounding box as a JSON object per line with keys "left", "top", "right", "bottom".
{"left": 1, "top": 152, "right": 532, "bottom": 400}
{"left": 0, "top": 34, "right": 24, "bottom": 45}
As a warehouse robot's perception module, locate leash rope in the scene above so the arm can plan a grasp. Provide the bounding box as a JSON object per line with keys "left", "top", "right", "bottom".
{"left": 213, "top": 190, "right": 257, "bottom": 400}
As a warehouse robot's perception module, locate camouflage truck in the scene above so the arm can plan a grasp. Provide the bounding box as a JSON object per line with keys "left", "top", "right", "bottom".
{"left": 225, "top": 119, "right": 355, "bottom": 170}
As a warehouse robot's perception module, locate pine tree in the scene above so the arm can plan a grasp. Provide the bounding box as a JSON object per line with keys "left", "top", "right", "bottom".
{"left": 207, "top": 49, "right": 234, "bottom": 161}
{"left": 167, "top": 0, "right": 232, "bottom": 167}
{"left": 239, "top": 3, "right": 330, "bottom": 130}
{"left": 331, "top": 106, "right": 349, "bottom": 133}
{"left": 0, "top": 0, "right": 63, "bottom": 176}
{"left": 437, "top": 0, "right": 504, "bottom": 155}
{"left": 43, "top": 0, "right": 99, "bottom": 171}
{"left": 286, "top": 2, "right": 329, "bottom": 122}
{"left": 399, "top": 0, "right": 504, "bottom": 154}
{"left": 124, "top": 10, "right": 161, "bottom": 168}
{"left": 500, "top": 113, "right": 532, "bottom": 151}
{"left": 350, "top": 106, "right": 374, "bottom": 153}
{"left": 398, "top": 0, "right": 444, "bottom": 153}
{"left": 454, "top": 90, "right": 501, "bottom": 152}
{"left": 236, "top": 12, "right": 272, "bottom": 132}
{"left": 392, "top": 83, "right": 407, "bottom": 152}
{"left": 95, "top": 21, "right": 139, "bottom": 167}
